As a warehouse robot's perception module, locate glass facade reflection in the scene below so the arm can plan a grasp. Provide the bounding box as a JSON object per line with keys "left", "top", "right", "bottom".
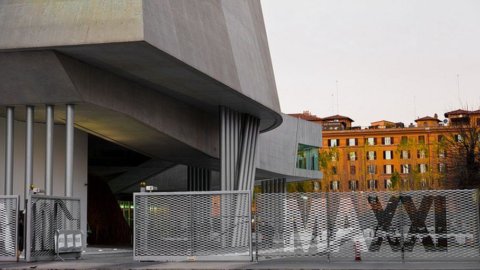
{"left": 296, "top": 144, "right": 319, "bottom": 171}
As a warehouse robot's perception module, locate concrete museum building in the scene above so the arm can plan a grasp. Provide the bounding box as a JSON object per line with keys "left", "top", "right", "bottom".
{"left": 0, "top": 0, "right": 322, "bottom": 260}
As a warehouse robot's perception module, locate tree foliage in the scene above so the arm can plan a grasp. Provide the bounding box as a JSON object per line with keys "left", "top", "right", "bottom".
{"left": 444, "top": 123, "right": 480, "bottom": 189}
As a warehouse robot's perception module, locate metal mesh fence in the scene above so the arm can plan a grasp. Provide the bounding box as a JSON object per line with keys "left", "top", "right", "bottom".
{"left": 0, "top": 195, "right": 19, "bottom": 261}
{"left": 26, "top": 195, "right": 81, "bottom": 262}
{"left": 256, "top": 190, "right": 480, "bottom": 262}
{"left": 134, "top": 191, "right": 251, "bottom": 261}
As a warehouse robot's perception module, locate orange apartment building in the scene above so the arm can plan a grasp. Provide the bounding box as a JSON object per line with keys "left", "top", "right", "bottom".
{"left": 290, "top": 109, "right": 480, "bottom": 192}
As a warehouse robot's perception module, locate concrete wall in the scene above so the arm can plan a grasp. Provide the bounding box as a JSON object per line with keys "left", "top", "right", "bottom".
{"left": 143, "top": 0, "right": 279, "bottom": 111}
{"left": 0, "top": 0, "right": 143, "bottom": 48}
{"left": 0, "top": 1, "right": 281, "bottom": 132}
{"left": 256, "top": 114, "right": 323, "bottom": 181}
{"left": 0, "top": 118, "right": 88, "bottom": 233}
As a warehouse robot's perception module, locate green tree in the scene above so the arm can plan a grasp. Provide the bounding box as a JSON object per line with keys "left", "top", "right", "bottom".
{"left": 444, "top": 123, "right": 480, "bottom": 189}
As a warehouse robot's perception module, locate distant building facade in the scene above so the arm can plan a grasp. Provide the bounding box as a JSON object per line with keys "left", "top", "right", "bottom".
{"left": 291, "top": 109, "right": 480, "bottom": 192}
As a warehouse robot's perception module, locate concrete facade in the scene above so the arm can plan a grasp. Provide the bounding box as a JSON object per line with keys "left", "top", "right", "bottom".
{"left": 257, "top": 114, "right": 323, "bottom": 181}
{"left": 0, "top": 1, "right": 322, "bottom": 246}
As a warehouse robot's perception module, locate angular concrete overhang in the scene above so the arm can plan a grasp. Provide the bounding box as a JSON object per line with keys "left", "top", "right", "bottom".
{"left": 0, "top": 51, "right": 221, "bottom": 168}
{"left": 0, "top": 0, "right": 282, "bottom": 132}
{"left": 256, "top": 114, "right": 323, "bottom": 182}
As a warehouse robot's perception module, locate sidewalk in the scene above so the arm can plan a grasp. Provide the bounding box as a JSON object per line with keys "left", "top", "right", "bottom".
{"left": 1, "top": 247, "right": 479, "bottom": 269}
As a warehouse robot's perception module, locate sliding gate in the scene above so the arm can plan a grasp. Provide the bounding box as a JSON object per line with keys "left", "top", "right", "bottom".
{"left": 134, "top": 191, "right": 251, "bottom": 261}
{"left": 256, "top": 190, "right": 480, "bottom": 262}
{"left": 0, "top": 195, "right": 19, "bottom": 261}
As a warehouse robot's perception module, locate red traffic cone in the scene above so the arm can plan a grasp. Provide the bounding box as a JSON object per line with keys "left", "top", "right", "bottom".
{"left": 354, "top": 241, "right": 361, "bottom": 261}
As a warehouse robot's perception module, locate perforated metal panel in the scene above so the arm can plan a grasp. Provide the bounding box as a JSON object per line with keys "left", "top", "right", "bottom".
{"left": 256, "top": 190, "right": 480, "bottom": 262}
{"left": 0, "top": 195, "right": 19, "bottom": 261}
{"left": 134, "top": 191, "right": 251, "bottom": 261}
{"left": 401, "top": 190, "right": 480, "bottom": 261}
{"left": 26, "top": 195, "right": 81, "bottom": 262}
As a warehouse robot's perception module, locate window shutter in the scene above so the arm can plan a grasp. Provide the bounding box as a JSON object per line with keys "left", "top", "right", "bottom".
{"left": 391, "top": 137, "right": 394, "bottom": 144}
{"left": 375, "top": 180, "right": 378, "bottom": 189}
{"left": 355, "top": 138, "right": 358, "bottom": 145}
{"left": 382, "top": 137, "right": 385, "bottom": 144}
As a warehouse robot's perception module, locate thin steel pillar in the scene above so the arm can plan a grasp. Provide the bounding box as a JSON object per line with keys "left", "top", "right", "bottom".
{"left": 5, "top": 107, "right": 14, "bottom": 195}
{"left": 25, "top": 106, "right": 34, "bottom": 203}
{"left": 45, "top": 105, "right": 54, "bottom": 195}
{"left": 65, "top": 104, "right": 74, "bottom": 197}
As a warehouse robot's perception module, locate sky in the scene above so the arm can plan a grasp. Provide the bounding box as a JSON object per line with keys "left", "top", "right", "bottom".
{"left": 260, "top": 0, "right": 480, "bottom": 127}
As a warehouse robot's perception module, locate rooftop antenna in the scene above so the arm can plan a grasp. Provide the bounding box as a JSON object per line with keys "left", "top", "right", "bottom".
{"left": 413, "top": 95, "right": 417, "bottom": 120}
{"left": 336, "top": 80, "right": 339, "bottom": 114}
{"left": 331, "top": 92, "right": 334, "bottom": 114}
{"left": 457, "top": 74, "right": 463, "bottom": 108}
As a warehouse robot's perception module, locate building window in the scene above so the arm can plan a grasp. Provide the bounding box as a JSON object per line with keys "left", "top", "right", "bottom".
{"left": 350, "top": 165, "right": 356, "bottom": 175}
{"left": 438, "top": 163, "right": 446, "bottom": 173}
{"left": 401, "top": 164, "right": 410, "bottom": 174}
{"left": 383, "top": 137, "right": 393, "bottom": 145}
{"left": 454, "top": 134, "right": 463, "bottom": 142}
{"left": 332, "top": 166, "right": 337, "bottom": 175}
{"left": 367, "top": 151, "right": 376, "bottom": 160}
{"left": 401, "top": 136, "right": 408, "bottom": 144}
{"left": 418, "top": 164, "right": 428, "bottom": 173}
{"left": 384, "top": 164, "right": 393, "bottom": 174}
{"left": 383, "top": 150, "right": 393, "bottom": 160}
{"left": 330, "top": 180, "right": 340, "bottom": 191}
{"left": 401, "top": 150, "right": 410, "bottom": 159}
{"left": 418, "top": 135, "right": 425, "bottom": 144}
{"left": 417, "top": 149, "right": 426, "bottom": 159}
{"left": 349, "top": 151, "right": 357, "bottom": 161}
{"left": 368, "top": 179, "right": 378, "bottom": 190}
{"left": 421, "top": 179, "right": 427, "bottom": 188}
{"left": 438, "top": 149, "right": 446, "bottom": 158}
{"left": 348, "top": 138, "right": 357, "bottom": 146}
{"left": 437, "top": 135, "right": 444, "bottom": 142}
{"left": 328, "top": 139, "right": 339, "bottom": 147}
{"left": 368, "top": 164, "right": 377, "bottom": 174}
{"left": 296, "top": 144, "right": 319, "bottom": 170}
{"left": 384, "top": 179, "right": 392, "bottom": 189}
{"left": 331, "top": 152, "right": 338, "bottom": 161}
{"left": 313, "top": 181, "right": 320, "bottom": 191}
{"left": 366, "top": 137, "right": 376, "bottom": 146}
{"left": 349, "top": 180, "right": 359, "bottom": 191}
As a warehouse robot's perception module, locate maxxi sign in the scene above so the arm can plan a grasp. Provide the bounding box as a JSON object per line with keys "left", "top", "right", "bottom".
{"left": 257, "top": 191, "right": 479, "bottom": 256}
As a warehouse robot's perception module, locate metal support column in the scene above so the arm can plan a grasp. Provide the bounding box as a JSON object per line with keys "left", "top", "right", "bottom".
{"left": 25, "top": 106, "right": 34, "bottom": 204}
{"left": 45, "top": 105, "right": 54, "bottom": 195}
{"left": 65, "top": 104, "right": 74, "bottom": 197}
{"left": 4, "top": 107, "right": 14, "bottom": 195}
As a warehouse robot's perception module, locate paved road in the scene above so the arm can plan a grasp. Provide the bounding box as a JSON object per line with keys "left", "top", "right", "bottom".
{"left": 1, "top": 247, "right": 479, "bottom": 269}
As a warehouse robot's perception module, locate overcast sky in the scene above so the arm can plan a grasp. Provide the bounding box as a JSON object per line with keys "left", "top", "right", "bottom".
{"left": 261, "top": 0, "right": 480, "bottom": 127}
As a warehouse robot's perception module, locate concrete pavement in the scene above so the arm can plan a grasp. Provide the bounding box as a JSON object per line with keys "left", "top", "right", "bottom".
{"left": 1, "top": 247, "right": 479, "bottom": 269}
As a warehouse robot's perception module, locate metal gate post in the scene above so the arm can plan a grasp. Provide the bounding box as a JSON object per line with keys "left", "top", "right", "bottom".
{"left": 25, "top": 194, "right": 31, "bottom": 262}
{"left": 400, "top": 191, "right": 405, "bottom": 263}
{"left": 248, "top": 192, "right": 253, "bottom": 262}
{"left": 476, "top": 189, "right": 480, "bottom": 257}
{"left": 326, "top": 192, "right": 331, "bottom": 262}
{"left": 189, "top": 194, "right": 193, "bottom": 257}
